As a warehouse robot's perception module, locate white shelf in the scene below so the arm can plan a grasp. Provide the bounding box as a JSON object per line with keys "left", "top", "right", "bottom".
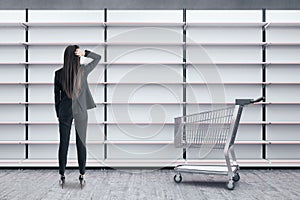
{"left": 187, "top": 42, "right": 266, "bottom": 46}
{"left": 105, "top": 62, "right": 184, "bottom": 65}
{"left": 23, "top": 22, "right": 105, "bottom": 27}
{"left": 265, "top": 122, "right": 300, "bottom": 125}
{"left": 0, "top": 82, "right": 272, "bottom": 85}
{"left": 186, "top": 62, "right": 266, "bottom": 65}
{"left": 23, "top": 42, "right": 105, "bottom": 46}
{"left": 0, "top": 121, "right": 269, "bottom": 125}
{"left": 0, "top": 140, "right": 269, "bottom": 145}
{"left": 267, "top": 62, "right": 300, "bottom": 65}
{"left": 264, "top": 102, "right": 300, "bottom": 105}
{"left": 267, "top": 22, "right": 300, "bottom": 27}
{"left": 267, "top": 42, "right": 300, "bottom": 46}
{"left": 104, "top": 22, "right": 184, "bottom": 27}
{"left": 6, "top": 101, "right": 300, "bottom": 106}
{"left": 186, "top": 22, "right": 267, "bottom": 27}
{"left": 0, "top": 140, "right": 104, "bottom": 145}
{"left": 2, "top": 158, "right": 300, "bottom": 167}
{"left": 21, "top": 61, "right": 271, "bottom": 65}
{"left": 3, "top": 42, "right": 296, "bottom": 47}
{"left": 0, "top": 22, "right": 24, "bottom": 27}
{"left": 268, "top": 141, "right": 300, "bottom": 145}
{"left": 0, "top": 42, "right": 24, "bottom": 46}
{"left": 0, "top": 62, "right": 25, "bottom": 65}
{"left": 23, "top": 62, "right": 63, "bottom": 65}
{"left": 105, "top": 140, "right": 174, "bottom": 145}
{"left": 0, "top": 62, "right": 276, "bottom": 65}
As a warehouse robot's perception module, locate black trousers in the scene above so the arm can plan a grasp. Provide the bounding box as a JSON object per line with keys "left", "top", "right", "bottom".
{"left": 58, "top": 111, "right": 88, "bottom": 175}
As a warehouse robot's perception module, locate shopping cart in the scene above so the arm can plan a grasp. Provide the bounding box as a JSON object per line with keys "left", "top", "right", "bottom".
{"left": 173, "top": 97, "right": 263, "bottom": 190}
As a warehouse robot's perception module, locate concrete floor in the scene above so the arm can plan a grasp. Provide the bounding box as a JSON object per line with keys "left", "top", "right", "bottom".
{"left": 0, "top": 169, "right": 299, "bottom": 200}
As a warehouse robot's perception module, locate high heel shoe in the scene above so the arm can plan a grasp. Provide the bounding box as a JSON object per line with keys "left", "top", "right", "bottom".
{"left": 59, "top": 175, "right": 65, "bottom": 189}
{"left": 79, "top": 174, "right": 85, "bottom": 189}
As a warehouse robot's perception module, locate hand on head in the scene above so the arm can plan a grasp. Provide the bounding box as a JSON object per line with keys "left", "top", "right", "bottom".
{"left": 75, "top": 49, "right": 85, "bottom": 57}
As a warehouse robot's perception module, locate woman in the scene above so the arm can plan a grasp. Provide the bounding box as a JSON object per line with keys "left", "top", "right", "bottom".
{"left": 54, "top": 45, "right": 101, "bottom": 188}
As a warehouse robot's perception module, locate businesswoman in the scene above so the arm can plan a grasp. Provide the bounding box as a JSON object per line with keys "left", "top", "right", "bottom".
{"left": 54, "top": 45, "right": 101, "bottom": 188}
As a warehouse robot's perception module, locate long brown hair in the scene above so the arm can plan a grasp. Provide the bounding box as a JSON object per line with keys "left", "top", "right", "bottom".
{"left": 61, "top": 45, "right": 81, "bottom": 99}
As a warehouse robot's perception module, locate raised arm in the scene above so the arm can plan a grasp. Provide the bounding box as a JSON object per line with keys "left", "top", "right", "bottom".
{"left": 83, "top": 50, "right": 101, "bottom": 74}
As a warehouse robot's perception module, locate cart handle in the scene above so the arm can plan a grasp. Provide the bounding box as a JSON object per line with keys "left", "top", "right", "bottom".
{"left": 235, "top": 97, "right": 264, "bottom": 106}
{"left": 250, "top": 97, "right": 264, "bottom": 104}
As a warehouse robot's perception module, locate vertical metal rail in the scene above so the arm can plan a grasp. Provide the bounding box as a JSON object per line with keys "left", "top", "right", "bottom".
{"left": 104, "top": 8, "right": 108, "bottom": 160}
{"left": 262, "top": 9, "right": 267, "bottom": 160}
{"left": 25, "top": 8, "right": 29, "bottom": 159}
{"left": 183, "top": 9, "right": 187, "bottom": 160}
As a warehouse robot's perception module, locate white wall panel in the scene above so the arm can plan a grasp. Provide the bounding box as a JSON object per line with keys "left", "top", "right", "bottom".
{"left": 107, "top": 124, "right": 173, "bottom": 141}
{"left": 107, "top": 144, "right": 182, "bottom": 159}
{"left": 187, "top": 27, "right": 261, "bottom": 43}
{"left": 0, "top": 105, "right": 24, "bottom": 122}
{"left": 0, "top": 125, "right": 24, "bottom": 140}
{"left": 0, "top": 145, "right": 24, "bottom": 159}
{"left": 187, "top": 145, "right": 262, "bottom": 159}
{"left": 28, "top": 85, "right": 53, "bottom": 103}
{"left": 0, "top": 85, "right": 24, "bottom": 102}
{"left": 0, "top": 10, "right": 24, "bottom": 22}
{"left": 107, "top": 105, "right": 182, "bottom": 123}
{"left": 86, "top": 144, "right": 104, "bottom": 160}
{"left": 28, "top": 105, "right": 57, "bottom": 122}
{"left": 28, "top": 144, "right": 76, "bottom": 159}
{"left": 187, "top": 10, "right": 262, "bottom": 22}
{"left": 29, "top": 125, "right": 59, "bottom": 140}
{"left": 29, "top": 10, "right": 104, "bottom": 22}
{"left": 108, "top": 10, "right": 182, "bottom": 22}
{"left": 267, "top": 10, "right": 300, "bottom": 22}
{"left": 28, "top": 124, "right": 103, "bottom": 141}
{"left": 28, "top": 45, "right": 104, "bottom": 63}
{"left": 267, "top": 125, "right": 300, "bottom": 140}
{"left": 187, "top": 46, "right": 261, "bottom": 63}
{"left": 267, "top": 27, "right": 300, "bottom": 42}
{"left": 107, "top": 65, "right": 182, "bottom": 83}
{"left": 29, "top": 144, "right": 103, "bottom": 159}
{"left": 187, "top": 104, "right": 261, "bottom": 123}
{"left": 267, "top": 145, "right": 300, "bottom": 159}
{"left": 267, "top": 66, "right": 300, "bottom": 82}
{"left": 107, "top": 85, "right": 182, "bottom": 103}
{"left": 187, "top": 85, "right": 262, "bottom": 103}
{"left": 235, "top": 125, "right": 262, "bottom": 141}
{"left": 0, "top": 46, "right": 24, "bottom": 62}
{"left": 0, "top": 27, "right": 24, "bottom": 43}
{"left": 108, "top": 27, "right": 182, "bottom": 43}
{"left": 108, "top": 46, "right": 182, "bottom": 63}
{"left": 28, "top": 105, "right": 104, "bottom": 123}
{"left": 187, "top": 65, "right": 261, "bottom": 83}
{"left": 267, "top": 85, "right": 300, "bottom": 102}
{"left": 0, "top": 65, "right": 25, "bottom": 83}
{"left": 28, "top": 85, "right": 103, "bottom": 103}
{"left": 29, "top": 27, "right": 104, "bottom": 43}
{"left": 29, "top": 65, "right": 61, "bottom": 83}
{"left": 267, "top": 105, "right": 300, "bottom": 122}
{"left": 86, "top": 125, "right": 104, "bottom": 141}
{"left": 267, "top": 46, "right": 300, "bottom": 62}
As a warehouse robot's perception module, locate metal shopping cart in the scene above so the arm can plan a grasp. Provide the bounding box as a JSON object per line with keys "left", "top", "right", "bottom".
{"left": 173, "top": 97, "right": 263, "bottom": 190}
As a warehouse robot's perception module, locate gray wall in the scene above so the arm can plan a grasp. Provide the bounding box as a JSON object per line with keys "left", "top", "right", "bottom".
{"left": 0, "top": 0, "right": 300, "bottom": 10}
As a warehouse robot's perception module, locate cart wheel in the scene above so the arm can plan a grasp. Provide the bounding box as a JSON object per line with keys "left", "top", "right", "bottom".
{"left": 173, "top": 174, "right": 182, "bottom": 183}
{"left": 226, "top": 180, "right": 235, "bottom": 190}
{"left": 233, "top": 173, "right": 240, "bottom": 182}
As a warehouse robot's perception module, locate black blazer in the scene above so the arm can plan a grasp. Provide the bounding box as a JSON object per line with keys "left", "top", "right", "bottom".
{"left": 54, "top": 51, "right": 101, "bottom": 118}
